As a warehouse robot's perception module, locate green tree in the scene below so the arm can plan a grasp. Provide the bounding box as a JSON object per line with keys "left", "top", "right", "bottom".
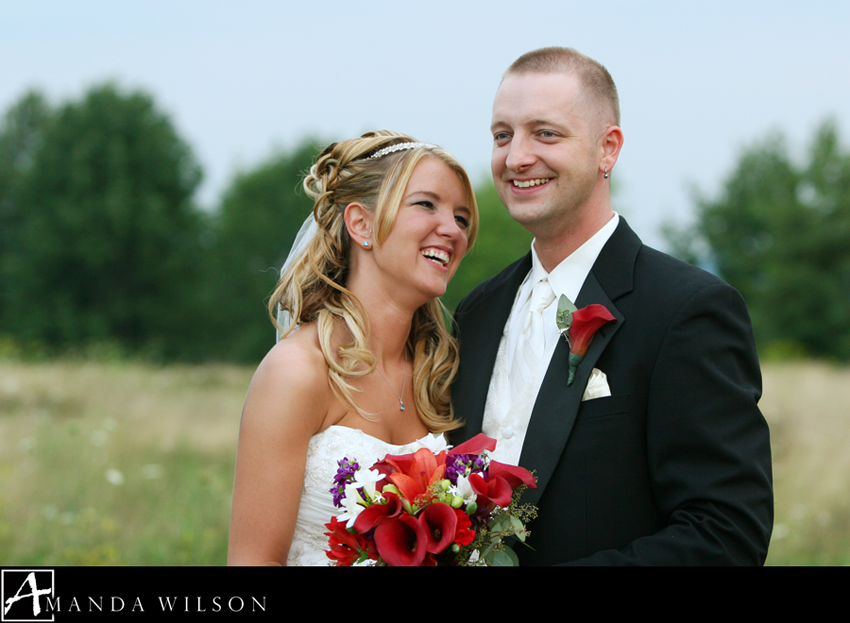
{"left": 3, "top": 83, "right": 205, "bottom": 357}
{"left": 0, "top": 91, "right": 54, "bottom": 327}
{"left": 202, "top": 139, "right": 320, "bottom": 362}
{"left": 665, "top": 119, "right": 850, "bottom": 360}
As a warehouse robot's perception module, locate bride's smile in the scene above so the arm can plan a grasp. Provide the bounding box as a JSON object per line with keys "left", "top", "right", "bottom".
{"left": 365, "top": 156, "right": 471, "bottom": 306}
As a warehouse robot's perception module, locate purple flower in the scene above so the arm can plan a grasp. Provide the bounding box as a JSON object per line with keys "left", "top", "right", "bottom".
{"left": 330, "top": 457, "right": 359, "bottom": 508}
{"left": 444, "top": 454, "right": 488, "bottom": 486}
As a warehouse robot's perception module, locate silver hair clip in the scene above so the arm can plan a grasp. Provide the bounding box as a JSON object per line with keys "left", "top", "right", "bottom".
{"left": 368, "top": 142, "right": 437, "bottom": 159}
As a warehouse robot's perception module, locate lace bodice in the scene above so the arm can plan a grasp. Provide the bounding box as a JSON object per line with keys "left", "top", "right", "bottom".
{"left": 286, "top": 425, "right": 444, "bottom": 566}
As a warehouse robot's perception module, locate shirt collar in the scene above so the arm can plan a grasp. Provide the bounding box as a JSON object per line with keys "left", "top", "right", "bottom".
{"left": 531, "top": 212, "right": 619, "bottom": 303}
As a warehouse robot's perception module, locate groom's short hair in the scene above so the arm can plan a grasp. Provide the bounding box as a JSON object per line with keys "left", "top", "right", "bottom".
{"left": 504, "top": 47, "right": 620, "bottom": 128}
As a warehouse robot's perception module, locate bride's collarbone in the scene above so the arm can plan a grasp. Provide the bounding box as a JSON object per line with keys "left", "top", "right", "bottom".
{"left": 313, "top": 354, "right": 427, "bottom": 444}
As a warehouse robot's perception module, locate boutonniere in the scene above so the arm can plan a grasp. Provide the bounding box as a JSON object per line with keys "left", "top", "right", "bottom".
{"left": 556, "top": 295, "right": 617, "bottom": 386}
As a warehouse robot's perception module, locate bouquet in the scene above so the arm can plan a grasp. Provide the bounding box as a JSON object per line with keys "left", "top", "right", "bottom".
{"left": 324, "top": 433, "right": 537, "bottom": 566}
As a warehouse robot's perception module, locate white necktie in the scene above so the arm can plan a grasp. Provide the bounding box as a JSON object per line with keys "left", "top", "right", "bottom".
{"left": 509, "top": 278, "right": 555, "bottom": 402}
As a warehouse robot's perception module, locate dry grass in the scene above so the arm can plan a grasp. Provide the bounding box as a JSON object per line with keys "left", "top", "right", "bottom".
{"left": 0, "top": 360, "right": 250, "bottom": 565}
{"left": 0, "top": 358, "right": 846, "bottom": 565}
{"left": 760, "top": 361, "right": 850, "bottom": 564}
{"left": 0, "top": 359, "right": 248, "bottom": 453}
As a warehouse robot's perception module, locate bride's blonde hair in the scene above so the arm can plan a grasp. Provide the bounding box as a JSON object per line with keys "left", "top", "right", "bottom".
{"left": 269, "top": 130, "right": 479, "bottom": 432}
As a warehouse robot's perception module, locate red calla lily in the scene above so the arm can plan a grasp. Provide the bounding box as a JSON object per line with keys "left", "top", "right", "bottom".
{"left": 373, "top": 514, "right": 429, "bottom": 566}
{"left": 352, "top": 491, "right": 403, "bottom": 533}
{"left": 566, "top": 304, "right": 616, "bottom": 386}
{"left": 468, "top": 472, "right": 514, "bottom": 509}
{"left": 448, "top": 433, "right": 497, "bottom": 456}
{"left": 568, "top": 304, "right": 616, "bottom": 357}
{"left": 487, "top": 460, "right": 537, "bottom": 490}
{"left": 419, "top": 502, "right": 458, "bottom": 554}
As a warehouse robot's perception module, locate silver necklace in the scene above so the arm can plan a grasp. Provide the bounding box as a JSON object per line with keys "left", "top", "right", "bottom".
{"left": 375, "top": 352, "right": 407, "bottom": 411}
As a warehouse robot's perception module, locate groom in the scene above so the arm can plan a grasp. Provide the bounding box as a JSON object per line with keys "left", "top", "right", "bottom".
{"left": 451, "top": 47, "right": 773, "bottom": 565}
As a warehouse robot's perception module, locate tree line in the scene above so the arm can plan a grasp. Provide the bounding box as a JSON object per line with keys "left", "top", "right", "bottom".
{"left": 1, "top": 83, "right": 847, "bottom": 363}
{"left": 665, "top": 119, "right": 850, "bottom": 362}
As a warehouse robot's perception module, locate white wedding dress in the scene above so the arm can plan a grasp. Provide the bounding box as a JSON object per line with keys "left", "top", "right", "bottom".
{"left": 286, "top": 425, "right": 444, "bottom": 566}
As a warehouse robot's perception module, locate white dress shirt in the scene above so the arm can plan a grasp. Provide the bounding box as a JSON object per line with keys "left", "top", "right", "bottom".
{"left": 482, "top": 213, "right": 620, "bottom": 464}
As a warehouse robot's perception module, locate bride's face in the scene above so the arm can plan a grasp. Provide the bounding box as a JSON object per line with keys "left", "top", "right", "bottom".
{"left": 373, "top": 157, "right": 471, "bottom": 303}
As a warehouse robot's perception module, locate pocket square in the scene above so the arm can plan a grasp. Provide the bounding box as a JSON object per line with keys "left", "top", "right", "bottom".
{"left": 582, "top": 368, "right": 611, "bottom": 401}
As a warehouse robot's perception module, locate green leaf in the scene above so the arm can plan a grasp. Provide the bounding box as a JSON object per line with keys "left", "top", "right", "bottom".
{"left": 490, "top": 548, "right": 519, "bottom": 566}
{"left": 488, "top": 515, "right": 507, "bottom": 532}
{"left": 556, "top": 294, "right": 576, "bottom": 336}
{"left": 508, "top": 515, "right": 527, "bottom": 541}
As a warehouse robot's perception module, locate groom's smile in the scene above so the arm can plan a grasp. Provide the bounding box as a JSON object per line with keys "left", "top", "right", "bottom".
{"left": 512, "top": 178, "right": 551, "bottom": 189}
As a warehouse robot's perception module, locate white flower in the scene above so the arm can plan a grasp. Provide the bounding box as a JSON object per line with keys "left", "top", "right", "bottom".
{"left": 352, "top": 468, "right": 385, "bottom": 501}
{"left": 337, "top": 483, "right": 366, "bottom": 522}
{"left": 448, "top": 474, "right": 477, "bottom": 505}
{"left": 105, "top": 469, "right": 124, "bottom": 486}
{"left": 416, "top": 433, "right": 449, "bottom": 453}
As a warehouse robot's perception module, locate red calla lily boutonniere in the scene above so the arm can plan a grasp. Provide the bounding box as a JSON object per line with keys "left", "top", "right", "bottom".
{"left": 556, "top": 295, "right": 616, "bottom": 385}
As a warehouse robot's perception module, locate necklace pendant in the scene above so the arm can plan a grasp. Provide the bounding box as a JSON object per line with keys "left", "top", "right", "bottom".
{"left": 399, "top": 400, "right": 406, "bottom": 411}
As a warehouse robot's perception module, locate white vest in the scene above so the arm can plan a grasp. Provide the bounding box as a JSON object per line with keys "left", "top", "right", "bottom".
{"left": 481, "top": 330, "right": 559, "bottom": 465}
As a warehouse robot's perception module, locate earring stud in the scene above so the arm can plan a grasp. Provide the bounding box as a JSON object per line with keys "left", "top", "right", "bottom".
{"left": 363, "top": 241, "right": 370, "bottom": 248}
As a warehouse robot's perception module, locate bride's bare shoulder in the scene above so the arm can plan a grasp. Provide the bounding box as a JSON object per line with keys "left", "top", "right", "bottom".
{"left": 258, "top": 324, "right": 325, "bottom": 379}
{"left": 242, "top": 324, "right": 330, "bottom": 435}
{"left": 229, "top": 324, "right": 330, "bottom": 566}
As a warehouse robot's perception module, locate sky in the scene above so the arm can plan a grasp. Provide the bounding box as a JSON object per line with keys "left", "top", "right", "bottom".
{"left": 3, "top": 0, "right": 849, "bottom": 250}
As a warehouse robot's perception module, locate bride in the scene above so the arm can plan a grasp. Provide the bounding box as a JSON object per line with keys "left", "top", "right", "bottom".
{"left": 227, "top": 131, "right": 479, "bottom": 565}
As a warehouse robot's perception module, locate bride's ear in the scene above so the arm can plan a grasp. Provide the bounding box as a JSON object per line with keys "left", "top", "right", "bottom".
{"left": 344, "top": 202, "right": 374, "bottom": 249}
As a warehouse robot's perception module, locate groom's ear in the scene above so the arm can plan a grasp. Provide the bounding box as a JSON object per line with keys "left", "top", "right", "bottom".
{"left": 344, "top": 202, "right": 373, "bottom": 248}
{"left": 599, "top": 125, "right": 624, "bottom": 174}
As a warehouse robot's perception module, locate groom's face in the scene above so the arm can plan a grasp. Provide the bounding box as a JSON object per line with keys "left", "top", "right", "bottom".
{"left": 490, "top": 71, "right": 604, "bottom": 237}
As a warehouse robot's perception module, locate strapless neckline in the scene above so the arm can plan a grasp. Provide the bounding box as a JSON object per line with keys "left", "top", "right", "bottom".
{"left": 318, "top": 424, "right": 438, "bottom": 449}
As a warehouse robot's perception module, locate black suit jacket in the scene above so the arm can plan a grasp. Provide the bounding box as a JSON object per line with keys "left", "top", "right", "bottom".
{"left": 451, "top": 218, "right": 773, "bottom": 565}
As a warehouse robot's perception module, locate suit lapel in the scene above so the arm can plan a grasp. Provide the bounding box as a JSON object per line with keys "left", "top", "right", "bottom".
{"left": 517, "top": 219, "right": 640, "bottom": 507}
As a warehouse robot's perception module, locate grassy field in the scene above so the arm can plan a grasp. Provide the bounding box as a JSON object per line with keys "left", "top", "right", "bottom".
{"left": 760, "top": 361, "right": 850, "bottom": 565}
{"left": 0, "top": 360, "right": 248, "bottom": 565}
{"left": 1, "top": 358, "right": 847, "bottom": 565}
